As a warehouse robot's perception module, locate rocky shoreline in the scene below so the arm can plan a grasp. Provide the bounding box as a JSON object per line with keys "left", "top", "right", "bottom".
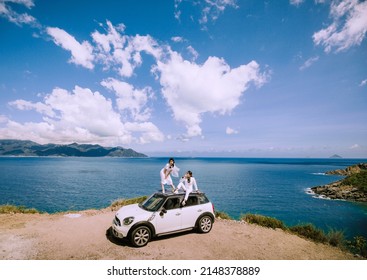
{"left": 311, "top": 163, "right": 367, "bottom": 202}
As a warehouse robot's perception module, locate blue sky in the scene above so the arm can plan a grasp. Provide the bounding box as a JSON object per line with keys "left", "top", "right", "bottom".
{"left": 0, "top": 0, "right": 366, "bottom": 158}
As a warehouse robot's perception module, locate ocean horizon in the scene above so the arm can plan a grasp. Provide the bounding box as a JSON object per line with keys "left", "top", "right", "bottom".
{"left": 1, "top": 157, "right": 366, "bottom": 239}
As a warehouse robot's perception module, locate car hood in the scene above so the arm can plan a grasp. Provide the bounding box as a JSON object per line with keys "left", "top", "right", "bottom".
{"left": 115, "top": 203, "right": 151, "bottom": 219}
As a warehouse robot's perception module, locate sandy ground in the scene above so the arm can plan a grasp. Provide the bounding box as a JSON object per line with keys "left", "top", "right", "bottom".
{"left": 0, "top": 209, "right": 358, "bottom": 260}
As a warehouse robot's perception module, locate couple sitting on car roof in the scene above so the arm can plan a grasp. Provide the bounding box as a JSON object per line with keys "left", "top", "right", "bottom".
{"left": 160, "top": 158, "right": 199, "bottom": 206}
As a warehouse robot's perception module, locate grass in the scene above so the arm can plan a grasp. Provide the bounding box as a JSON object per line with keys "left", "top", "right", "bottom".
{"left": 0, "top": 204, "right": 41, "bottom": 214}
{"left": 215, "top": 211, "right": 232, "bottom": 220}
{"left": 110, "top": 195, "right": 148, "bottom": 211}
{"left": 241, "top": 213, "right": 286, "bottom": 229}
{"left": 288, "top": 224, "right": 328, "bottom": 243}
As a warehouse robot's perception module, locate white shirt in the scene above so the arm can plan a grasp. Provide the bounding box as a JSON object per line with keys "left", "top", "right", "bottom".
{"left": 179, "top": 176, "right": 198, "bottom": 191}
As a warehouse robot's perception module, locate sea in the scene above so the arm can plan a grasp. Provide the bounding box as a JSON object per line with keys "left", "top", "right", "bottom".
{"left": 1, "top": 157, "right": 366, "bottom": 239}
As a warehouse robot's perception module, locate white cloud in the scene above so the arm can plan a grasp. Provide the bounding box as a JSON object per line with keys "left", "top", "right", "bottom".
{"left": 174, "top": 0, "right": 182, "bottom": 21}
{"left": 0, "top": 114, "right": 8, "bottom": 123}
{"left": 2, "top": 17, "right": 268, "bottom": 145}
{"left": 47, "top": 27, "right": 95, "bottom": 69}
{"left": 359, "top": 79, "right": 367, "bottom": 86}
{"left": 187, "top": 45, "right": 199, "bottom": 61}
{"left": 2, "top": 85, "right": 165, "bottom": 145}
{"left": 290, "top": 0, "right": 305, "bottom": 6}
{"left": 9, "top": 99, "right": 55, "bottom": 117}
{"left": 174, "top": 0, "right": 238, "bottom": 28}
{"left": 171, "top": 36, "right": 185, "bottom": 43}
{"left": 299, "top": 56, "right": 319, "bottom": 70}
{"left": 154, "top": 50, "right": 268, "bottom": 138}
{"left": 226, "top": 127, "right": 238, "bottom": 135}
{"left": 200, "top": 0, "right": 238, "bottom": 24}
{"left": 349, "top": 143, "right": 360, "bottom": 149}
{"left": 124, "top": 122, "right": 164, "bottom": 144}
{"left": 92, "top": 20, "right": 162, "bottom": 77}
{"left": 0, "top": 0, "right": 37, "bottom": 26}
{"left": 101, "top": 78, "right": 154, "bottom": 122}
{"left": 313, "top": 0, "right": 367, "bottom": 53}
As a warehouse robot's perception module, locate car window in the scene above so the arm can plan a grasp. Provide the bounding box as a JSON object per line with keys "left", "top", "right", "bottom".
{"left": 185, "top": 196, "right": 198, "bottom": 207}
{"left": 198, "top": 194, "right": 209, "bottom": 204}
{"left": 140, "top": 194, "right": 165, "bottom": 211}
{"left": 163, "top": 197, "right": 181, "bottom": 210}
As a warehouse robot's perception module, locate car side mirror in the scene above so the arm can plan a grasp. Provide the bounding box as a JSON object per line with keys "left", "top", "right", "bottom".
{"left": 160, "top": 208, "right": 167, "bottom": 216}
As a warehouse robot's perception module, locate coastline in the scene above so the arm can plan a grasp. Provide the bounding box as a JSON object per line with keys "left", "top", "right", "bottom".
{"left": 310, "top": 163, "right": 367, "bottom": 202}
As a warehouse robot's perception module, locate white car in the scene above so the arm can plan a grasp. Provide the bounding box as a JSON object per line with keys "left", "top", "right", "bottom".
{"left": 112, "top": 191, "right": 215, "bottom": 247}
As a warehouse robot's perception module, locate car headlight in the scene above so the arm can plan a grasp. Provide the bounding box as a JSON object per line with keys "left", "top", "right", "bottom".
{"left": 123, "top": 216, "right": 134, "bottom": 225}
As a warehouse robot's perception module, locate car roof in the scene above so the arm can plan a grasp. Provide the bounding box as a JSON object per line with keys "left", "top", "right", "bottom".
{"left": 153, "top": 191, "right": 206, "bottom": 198}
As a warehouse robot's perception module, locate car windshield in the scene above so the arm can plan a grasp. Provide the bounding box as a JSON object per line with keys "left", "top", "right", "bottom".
{"left": 139, "top": 194, "right": 165, "bottom": 212}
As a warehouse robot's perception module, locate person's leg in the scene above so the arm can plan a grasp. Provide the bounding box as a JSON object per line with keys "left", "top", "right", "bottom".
{"left": 174, "top": 182, "right": 184, "bottom": 193}
{"left": 161, "top": 183, "right": 165, "bottom": 193}
{"left": 181, "top": 189, "right": 191, "bottom": 206}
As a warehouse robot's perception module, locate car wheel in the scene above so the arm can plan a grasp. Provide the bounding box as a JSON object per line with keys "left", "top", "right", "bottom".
{"left": 130, "top": 226, "right": 151, "bottom": 247}
{"left": 197, "top": 215, "right": 213, "bottom": 233}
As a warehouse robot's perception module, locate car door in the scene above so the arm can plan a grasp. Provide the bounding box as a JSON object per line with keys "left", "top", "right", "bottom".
{"left": 181, "top": 195, "right": 201, "bottom": 229}
{"left": 154, "top": 197, "right": 182, "bottom": 234}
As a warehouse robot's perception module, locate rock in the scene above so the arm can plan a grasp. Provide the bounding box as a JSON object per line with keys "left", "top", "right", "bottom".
{"left": 325, "top": 163, "right": 367, "bottom": 176}
{"left": 311, "top": 163, "right": 367, "bottom": 202}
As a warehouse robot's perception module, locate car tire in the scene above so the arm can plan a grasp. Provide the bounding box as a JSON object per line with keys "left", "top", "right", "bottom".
{"left": 130, "top": 225, "right": 151, "bottom": 247}
{"left": 197, "top": 215, "right": 213, "bottom": 233}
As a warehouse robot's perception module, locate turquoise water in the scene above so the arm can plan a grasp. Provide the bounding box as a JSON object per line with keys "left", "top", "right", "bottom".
{"left": 1, "top": 157, "right": 366, "bottom": 238}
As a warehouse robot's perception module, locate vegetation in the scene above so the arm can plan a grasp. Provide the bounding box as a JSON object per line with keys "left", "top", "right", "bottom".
{"left": 288, "top": 224, "right": 328, "bottom": 243}
{"left": 347, "top": 236, "right": 367, "bottom": 257}
{"left": 241, "top": 213, "right": 286, "bottom": 229}
{"left": 0, "top": 204, "right": 41, "bottom": 214}
{"left": 342, "top": 171, "right": 367, "bottom": 192}
{"left": 215, "top": 211, "right": 232, "bottom": 220}
{"left": 110, "top": 196, "right": 148, "bottom": 211}
{"left": 326, "top": 228, "right": 346, "bottom": 247}
{"left": 238, "top": 213, "right": 366, "bottom": 257}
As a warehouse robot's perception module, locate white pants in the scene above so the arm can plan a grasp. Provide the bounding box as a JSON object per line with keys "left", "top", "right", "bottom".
{"left": 176, "top": 182, "right": 193, "bottom": 201}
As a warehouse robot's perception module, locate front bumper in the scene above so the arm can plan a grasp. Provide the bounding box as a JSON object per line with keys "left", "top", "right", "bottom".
{"left": 112, "top": 225, "right": 125, "bottom": 238}
{"left": 112, "top": 217, "right": 129, "bottom": 239}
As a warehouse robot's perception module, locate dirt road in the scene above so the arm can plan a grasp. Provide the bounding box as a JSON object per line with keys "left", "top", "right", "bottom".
{"left": 0, "top": 210, "right": 356, "bottom": 260}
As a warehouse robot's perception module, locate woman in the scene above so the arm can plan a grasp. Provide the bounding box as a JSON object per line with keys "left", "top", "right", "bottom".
{"left": 160, "top": 158, "right": 179, "bottom": 193}
{"left": 175, "top": 170, "right": 198, "bottom": 206}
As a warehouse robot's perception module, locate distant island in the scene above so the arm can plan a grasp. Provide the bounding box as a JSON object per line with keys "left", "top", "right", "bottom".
{"left": 329, "top": 154, "right": 342, "bottom": 158}
{"left": 311, "top": 163, "right": 367, "bottom": 202}
{"left": 0, "top": 139, "right": 147, "bottom": 158}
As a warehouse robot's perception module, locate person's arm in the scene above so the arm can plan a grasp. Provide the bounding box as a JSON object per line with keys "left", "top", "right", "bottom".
{"left": 192, "top": 178, "right": 198, "bottom": 191}
{"left": 164, "top": 165, "right": 172, "bottom": 178}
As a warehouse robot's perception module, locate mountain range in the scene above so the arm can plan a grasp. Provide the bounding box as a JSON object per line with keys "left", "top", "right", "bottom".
{"left": 0, "top": 139, "right": 147, "bottom": 157}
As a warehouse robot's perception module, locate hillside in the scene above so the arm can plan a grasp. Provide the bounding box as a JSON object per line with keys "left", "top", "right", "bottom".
{"left": 0, "top": 139, "right": 147, "bottom": 158}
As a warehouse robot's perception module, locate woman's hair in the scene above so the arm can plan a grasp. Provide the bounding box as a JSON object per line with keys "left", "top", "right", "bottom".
{"left": 168, "top": 158, "right": 175, "bottom": 166}
{"left": 187, "top": 170, "right": 192, "bottom": 183}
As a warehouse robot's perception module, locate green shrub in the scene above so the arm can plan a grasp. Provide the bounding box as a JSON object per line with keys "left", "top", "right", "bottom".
{"left": 326, "top": 228, "right": 345, "bottom": 247}
{"left": 0, "top": 204, "right": 40, "bottom": 214}
{"left": 241, "top": 213, "right": 286, "bottom": 229}
{"left": 342, "top": 171, "right": 367, "bottom": 192}
{"left": 289, "top": 224, "right": 328, "bottom": 243}
{"left": 347, "top": 236, "right": 367, "bottom": 257}
{"left": 110, "top": 196, "right": 147, "bottom": 210}
{"left": 215, "top": 211, "right": 232, "bottom": 220}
